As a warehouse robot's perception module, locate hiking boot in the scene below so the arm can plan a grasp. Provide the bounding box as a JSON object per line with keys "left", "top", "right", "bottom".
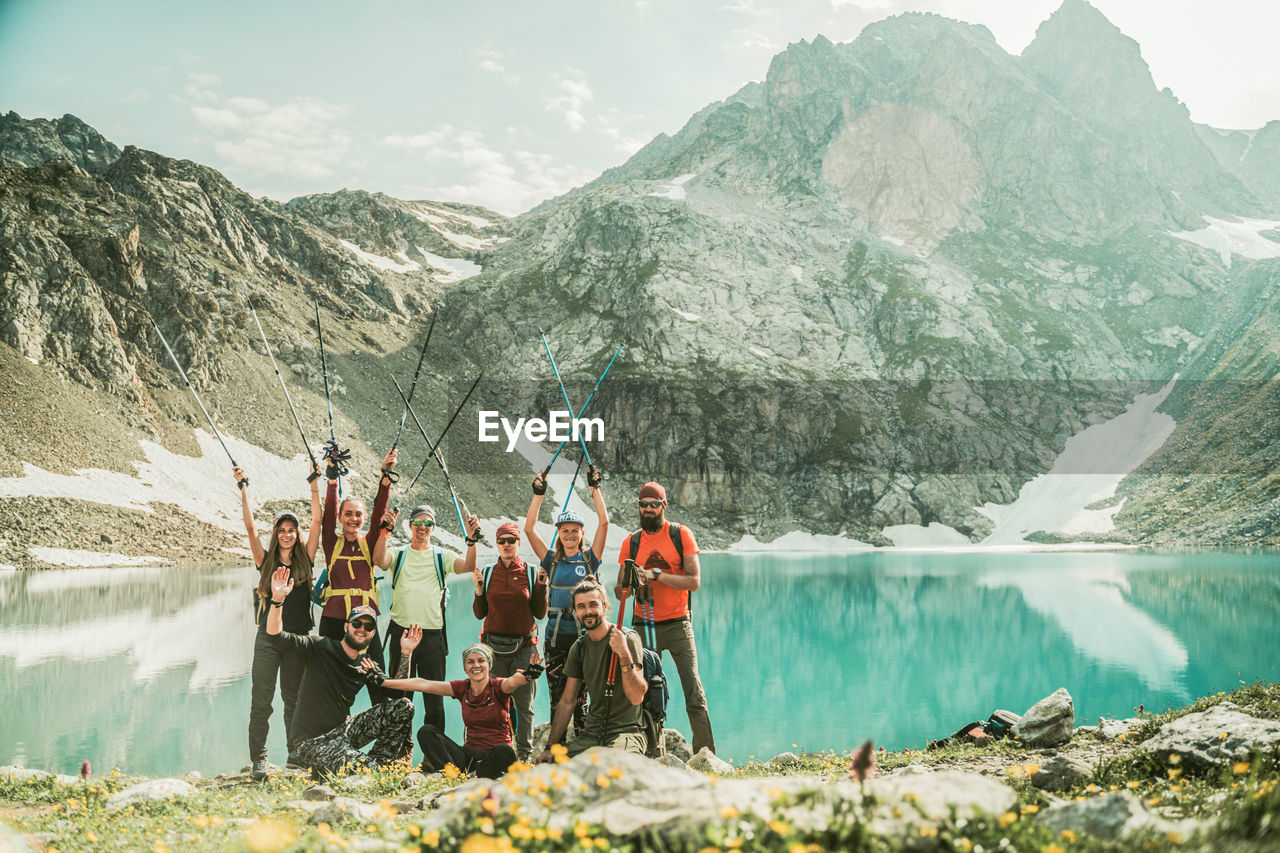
{"left": 251, "top": 759, "right": 269, "bottom": 781}
{"left": 285, "top": 753, "right": 303, "bottom": 770}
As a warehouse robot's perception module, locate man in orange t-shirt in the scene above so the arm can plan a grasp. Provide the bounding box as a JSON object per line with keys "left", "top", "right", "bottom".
{"left": 614, "top": 481, "right": 715, "bottom": 754}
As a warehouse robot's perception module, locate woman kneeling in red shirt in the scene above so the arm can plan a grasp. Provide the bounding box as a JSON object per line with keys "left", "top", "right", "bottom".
{"left": 384, "top": 627, "right": 542, "bottom": 778}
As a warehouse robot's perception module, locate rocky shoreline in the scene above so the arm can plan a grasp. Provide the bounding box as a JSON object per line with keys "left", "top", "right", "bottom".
{"left": 3, "top": 683, "right": 1278, "bottom": 852}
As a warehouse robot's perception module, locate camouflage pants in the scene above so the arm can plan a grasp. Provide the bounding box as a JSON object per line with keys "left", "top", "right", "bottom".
{"left": 294, "top": 698, "right": 414, "bottom": 775}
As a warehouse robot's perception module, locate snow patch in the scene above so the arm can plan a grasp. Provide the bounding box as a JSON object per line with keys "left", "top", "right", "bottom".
{"left": 725, "top": 531, "right": 873, "bottom": 553}
{"left": 27, "top": 548, "right": 168, "bottom": 568}
{"left": 416, "top": 247, "right": 481, "bottom": 282}
{"left": 882, "top": 523, "right": 972, "bottom": 548}
{"left": 670, "top": 307, "right": 701, "bottom": 322}
{"left": 438, "top": 229, "right": 485, "bottom": 250}
{"left": 25, "top": 356, "right": 39, "bottom": 366}
{"left": 339, "top": 239, "right": 420, "bottom": 273}
{"left": 1167, "top": 216, "right": 1280, "bottom": 267}
{"left": 648, "top": 173, "right": 697, "bottom": 200}
{"left": 748, "top": 346, "right": 773, "bottom": 359}
{"left": 1143, "top": 326, "right": 1201, "bottom": 350}
{"left": 979, "top": 381, "right": 1176, "bottom": 545}
{"left": 789, "top": 265, "right": 803, "bottom": 282}
{"left": 417, "top": 205, "right": 493, "bottom": 228}
{"left": 0, "top": 430, "right": 318, "bottom": 535}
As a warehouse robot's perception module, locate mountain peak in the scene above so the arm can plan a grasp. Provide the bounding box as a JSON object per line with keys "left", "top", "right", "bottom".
{"left": 1023, "top": 0, "right": 1155, "bottom": 102}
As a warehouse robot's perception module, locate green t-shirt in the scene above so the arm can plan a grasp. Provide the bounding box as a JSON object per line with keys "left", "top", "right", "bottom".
{"left": 564, "top": 627, "right": 644, "bottom": 739}
{"left": 389, "top": 546, "right": 459, "bottom": 629}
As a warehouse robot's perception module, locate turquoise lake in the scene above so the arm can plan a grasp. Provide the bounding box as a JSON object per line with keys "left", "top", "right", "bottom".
{"left": 2, "top": 549, "right": 1278, "bottom": 776}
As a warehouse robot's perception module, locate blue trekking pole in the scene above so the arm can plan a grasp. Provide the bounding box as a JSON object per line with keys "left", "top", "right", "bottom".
{"left": 539, "top": 343, "right": 622, "bottom": 478}
{"left": 540, "top": 331, "right": 595, "bottom": 466}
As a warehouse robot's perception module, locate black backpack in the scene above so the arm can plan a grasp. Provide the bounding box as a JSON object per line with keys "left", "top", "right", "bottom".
{"left": 628, "top": 522, "right": 690, "bottom": 615}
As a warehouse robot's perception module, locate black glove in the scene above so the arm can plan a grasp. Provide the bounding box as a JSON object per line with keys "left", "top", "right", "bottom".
{"left": 532, "top": 472, "right": 547, "bottom": 495}
{"left": 521, "top": 663, "right": 544, "bottom": 681}
{"left": 322, "top": 440, "right": 351, "bottom": 480}
{"left": 381, "top": 467, "right": 399, "bottom": 484}
{"left": 586, "top": 464, "right": 601, "bottom": 488}
{"left": 362, "top": 665, "right": 386, "bottom": 688}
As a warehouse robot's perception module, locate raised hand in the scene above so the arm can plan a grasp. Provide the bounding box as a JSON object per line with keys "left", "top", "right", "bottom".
{"left": 401, "top": 623, "right": 423, "bottom": 654}
{"left": 270, "top": 565, "right": 293, "bottom": 600}
{"left": 382, "top": 447, "right": 398, "bottom": 471}
{"left": 607, "top": 626, "right": 630, "bottom": 658}
{"left": 381, "top": 507, "right": 400, "bottom": 532}
{"left": 586, "top": 464, "right": 601, "bottom": 488}
{"left": 233, "top": 466, "right": 249, "bottom": 489}
{"left": 465, "top": 514, "right": 481, "bottom": 538}
{"left": 473, "top": 566, "right": 485, "bottom": 595}
{"left": 532, "top": 471, "right": 547, "bottom": 495}
{"left": 359, "top": 657, "right": 377, "bottom": 673}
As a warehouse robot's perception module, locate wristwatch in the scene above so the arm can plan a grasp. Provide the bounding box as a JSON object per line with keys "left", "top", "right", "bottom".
{"left": 270, "top": 599, "right": 285, "bottom": 608}
{"left": 651, "top": 568, "right": 663, "bottom": 577}
{"left": 620, "top": 662, "right": 636, "bottom": 672}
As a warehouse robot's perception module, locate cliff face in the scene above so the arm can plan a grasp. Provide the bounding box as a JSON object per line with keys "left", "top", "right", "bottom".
{"left": 4, "top": 1, "right": 1280, "bottom": 553}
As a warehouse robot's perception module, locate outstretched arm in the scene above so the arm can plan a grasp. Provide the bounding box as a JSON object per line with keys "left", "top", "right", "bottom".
{"left": 366, "top": 447, "right": 396, "bottom": 545}
{"left": 524, "top": 472, "right": 549, "bottom": 560}
{"left": 588, "top": 470, "right": 609, "bottom": 561}
{"left": 457, "top": 515, "right": 480, "bottom": 573}
{"left": 234, "top": 466, "right": 266, "bottom": 568}
{"left": 500, "top": 652, "right": 543, "bottom": 694}
{"left": 304, "top": 460, "right": 322, "bottom": 560}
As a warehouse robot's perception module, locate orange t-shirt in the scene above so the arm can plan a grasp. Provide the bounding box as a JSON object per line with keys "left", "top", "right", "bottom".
{"left": 618, "top": 521, "right": 699, "bottom": 622}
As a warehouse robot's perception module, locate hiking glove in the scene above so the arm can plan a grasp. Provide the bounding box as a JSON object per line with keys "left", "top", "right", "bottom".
{"left": 532, "top": 472, "right": 547, "bottom": 495}
{"left": 586, "top": 464, "right": 602, "bottom": 488}
{"left": 521, "top": 663, "right": 544, "bottom": 681}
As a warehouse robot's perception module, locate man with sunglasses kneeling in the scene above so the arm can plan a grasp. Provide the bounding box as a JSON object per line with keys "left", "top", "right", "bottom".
{"left": 373, "top": 504, "right": 479, "bottom": 740}
{"left": 265, "top": 569, "right": 413, "bottom": 775}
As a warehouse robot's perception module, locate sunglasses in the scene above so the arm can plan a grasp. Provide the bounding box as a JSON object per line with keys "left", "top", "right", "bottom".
{"left": 349, "top": 619, "right": 376, "bottom": 631}
{"left": 410, "top": 519, "right": 435, "bottom": 528}
{"left": 638, "top": 500, "right": 663, "bottom": 509}
{"left": 496, "top": 537, "right": 518, "bottom": 545}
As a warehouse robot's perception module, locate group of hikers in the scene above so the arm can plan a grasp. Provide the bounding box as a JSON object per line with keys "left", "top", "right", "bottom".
{"left": 234, "top": 447, "right": 715, "bottom": 781}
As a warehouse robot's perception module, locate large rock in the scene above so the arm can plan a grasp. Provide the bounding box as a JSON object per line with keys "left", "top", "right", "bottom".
{"left": 106, "top": 778, "right": 195, "bottom": 810}
{"left": 309, "top": 796, "right": 380, "bottom": 825}
{"left": 1039, "top": 791, "right": 1207, "bottom": 841}
{"left": 1012, "top": 688, "right": 1075, "bottom": 748}
{"left": 1030, "top": 754, "right": 1093, "bottom": 792}
{"left": 1095, "top": 717, "right": 1142, "bottom": 740}
{"left": 687, "top": 748, "right": 733, "bottom": 774}
{"left": 663, "top": 728, "right": 692, "bottom": 762}
{"left": 863, "top": 771, "right": 1017, "bottom": 837}
{"left": 1140, "top": 705, "right": 1280, "bottom": 770}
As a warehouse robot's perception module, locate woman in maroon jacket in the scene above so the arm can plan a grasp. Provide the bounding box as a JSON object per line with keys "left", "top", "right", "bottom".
{"left": 471, "top": 522, "right": 548, "bottom": 761}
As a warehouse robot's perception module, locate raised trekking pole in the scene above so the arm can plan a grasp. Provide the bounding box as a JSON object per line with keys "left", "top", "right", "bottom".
{"left": 151, "top": 320, "right": 238, "bottom": 469}
{"left": 391, "top": 312, "right": 437, "bottom": 453}
{"left": 600, "top": 559, "right": 637, "bottom": 742}
{"left": 539, "top": 343, "right": 622, "bottom": 480}
{"left": 249, "top": 299, "right": 319, "bottom": 479}
{"left": 391, "top": 371, "right": 489, "bottom": 545}
{"left": 540, "top": 330, "right": 594, "bottom": 465}
{"left": 314, "top": 303, "right": 343, "bottom": 496}
{"left": 546, "top": 453, "right": 586, "bottom": 552}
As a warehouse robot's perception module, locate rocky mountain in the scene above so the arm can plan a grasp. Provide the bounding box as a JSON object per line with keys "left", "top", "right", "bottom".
{"left": 4, "top": 0, "right": 1280, "bottom": 565}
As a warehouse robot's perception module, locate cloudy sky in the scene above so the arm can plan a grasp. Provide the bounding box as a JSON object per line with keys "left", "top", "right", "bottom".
{"left": 2, "top": 0, "right": 1277, "bottom": 216}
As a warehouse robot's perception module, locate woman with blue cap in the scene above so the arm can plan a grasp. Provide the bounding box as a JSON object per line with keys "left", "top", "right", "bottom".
{"left": 523, "top": 463, "right": 609, "bottom": 740}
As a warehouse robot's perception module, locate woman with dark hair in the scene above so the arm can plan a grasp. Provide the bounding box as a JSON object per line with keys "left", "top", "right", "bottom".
{"left": 381, "top": 630, "right": 542, "bottom": 779}
{"left": 234, "top": 461, "right": 321, "bottom": 781}
{"left": 523, "top": 464, "right": 609, "bottom": 740}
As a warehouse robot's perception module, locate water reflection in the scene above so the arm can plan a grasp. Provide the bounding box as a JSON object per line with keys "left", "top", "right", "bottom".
{"left": 1, "top": 551, "right": 1277, "bottom": 775}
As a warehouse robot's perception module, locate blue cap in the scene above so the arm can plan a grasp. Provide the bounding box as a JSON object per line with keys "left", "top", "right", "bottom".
{"left": 555, "top": 510, "right": 585, "bottom": 527}
{"left": 347, "top": 604, "right": 378, "bottom": 624}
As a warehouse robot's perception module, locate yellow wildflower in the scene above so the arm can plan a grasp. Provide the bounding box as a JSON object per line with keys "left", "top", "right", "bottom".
{"left": 547, "top": 827, "right": 564, "bottom": 840}
{"left": 596, "top": 774, "right": 612, "bottom": 788}
{"left": 1043, "top": 845, "right": 1067, "bottom": 853}
{"left": 1169, "top": 753, "right": 1182, "bottom": 763}
{"left": 478, "top": 816, "right": 494, "bottom": 834}
{"left": 86, "top": 831, "right": 98, "bottom": 842}
{"left": 1126, "top": 780, "right": 1141, "bottom": 789}
{"left": 998, "top": 812, "right": 1018, "bottom": 829}
{"left": 442, "top": 763, "right": 461, "bottom": 779}
{"left": 768, "top": 820, "right": 791, "bottom": 835}
{"left": 1147, "top": 796, "right": 1161, "bottom": 805}
{"left": 243, "top": 819, "right": 296, "bottom": 853}
{"left": 408, "top": 825, "right": 421, "bottom": 838}
{"left": 482, "top": 794, "right": 500, "bottom": 815}
{"left": 575, "top": 821, "right": 590, "bottom": 838}
{"left": 1021, "top": 804, "right": 1040, "bottom": 814}
{"left": 719, "top": 805, "right": 739, "bottom": 819}
{"left": 1168, "top": 768, "right": 1182, "bottom": 779}
{"left": 607, "top": 766, "right": 624, "bottom": 779}
{"left": 1060, "top": 829, "right": 1077, "bottom": 843}
{"left": 1218, "top": 732, "right": 1230, "bottom": 740}
{"left": 1234, "top": 762, "right": 1251, "bottom": 774}
{"left": 919, "top": 824, "right": 938, "bottom": 838}
{"left": 509, "top": 824, "right": 533, "bottom": 840}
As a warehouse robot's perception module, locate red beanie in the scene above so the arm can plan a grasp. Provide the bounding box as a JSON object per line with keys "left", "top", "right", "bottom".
{"left": 638, "top": 482, "right": 666, "bottom": 501}
{"left": 495, "top": 522, "right": 521, "bottom": 540}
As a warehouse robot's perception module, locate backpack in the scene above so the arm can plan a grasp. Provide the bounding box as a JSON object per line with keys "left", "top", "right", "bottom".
{"left": 576, "top": 629, "right": 669, "bottom": 756}
{"left": 482, "top": 562, "right": 538, "bottom": 599}
{"left": 383, "top": 548, "right": 451, "bottom": 653}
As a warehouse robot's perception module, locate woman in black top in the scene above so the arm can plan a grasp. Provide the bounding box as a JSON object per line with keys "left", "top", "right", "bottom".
{"left": 234, "top": 461, "right": 321, "bottom": 780}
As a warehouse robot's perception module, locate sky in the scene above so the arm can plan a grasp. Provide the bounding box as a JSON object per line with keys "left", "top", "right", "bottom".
{"left": 2, "top": 0, "right": 1278, "bottom": 217}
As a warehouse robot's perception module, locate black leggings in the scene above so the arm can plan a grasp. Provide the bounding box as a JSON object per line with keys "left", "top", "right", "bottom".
{"left": 248, "top": 627, "right": 305, "bottom": 762}
{"left": 417, "top": 724, "right": 516, "bottom": 779}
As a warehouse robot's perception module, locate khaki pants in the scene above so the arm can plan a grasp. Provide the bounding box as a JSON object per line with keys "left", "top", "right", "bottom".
{"left": 565, "top": 730, "right": 646, "bottom": 757}
{"left": 648, "top": 618, "right": 716, "bottom": 755}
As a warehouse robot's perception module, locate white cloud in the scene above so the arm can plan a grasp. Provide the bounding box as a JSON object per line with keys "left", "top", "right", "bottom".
{"left": 721, "top": 0, "right": 772, "bottom": 16}
{"left": 122, "top": 88, "right": 150, "bottom": 103}
{"left": 384, "top": 129, "right": 453, "bottom": 149}
{"left": 831, "top": 0, "right": 894, "bottom": 9}
{"left": 181, "top": 76, "right": 352, "bottom": 182}
{"left": 478, "top": 47, "right": 505, "bottom": 73}
{"left": 546, "top": 72, "right": 594, "bottom": 132}
{"left": 393, "top": 127, "right": 595, "bottom": 215}
{"left": 732, "top": 29, "right": 783, "bottom": 51}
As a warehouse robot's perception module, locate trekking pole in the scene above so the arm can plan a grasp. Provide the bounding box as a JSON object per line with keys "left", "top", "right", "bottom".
{"left": 539, "top": 330, "right": 595, "bottom": 465}
{"left": 539, "top": 343, "right": 622, "bottom": 480}
{"left": 151, "top": 321, "right": 238, "bottom": 468}
{"left": 249, "top": 299, "right": 319, "bottom": 478}
{"left": 546, "top": 453, "right": 586, "bottom": 552}
{"left": 391, "top": 371, "right": 489, "bottom": 545}
{"left": 391, "top": 312, "right": 437, "bottom": 453}
{"left": 397, "top": 370, "right": 483, "bottom": 493}
{"left": 314, "top": 303, "right": 342, "bottom": 497}
{"left": 600, "top": 566, "right": 634, "bottom": 745}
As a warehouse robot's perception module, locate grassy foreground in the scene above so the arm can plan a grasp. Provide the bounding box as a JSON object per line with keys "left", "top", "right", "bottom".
{"left": 2, "top": 684, "right": 1278, "bottom": 853}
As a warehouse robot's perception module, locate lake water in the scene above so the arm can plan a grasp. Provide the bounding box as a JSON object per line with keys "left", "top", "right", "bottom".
{"left": 2, "top": 549, "right": 1278, "bottom": 776}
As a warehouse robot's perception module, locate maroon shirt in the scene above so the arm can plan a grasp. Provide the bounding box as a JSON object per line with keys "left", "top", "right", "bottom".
{"left": 319, "top": 477, "right": 390, "bottom": 619}
{"left": 473, "top": 558, "right": 548, "bottom": 638}
{"left": 451, "top": 678, "right": 513, "bottom": 750}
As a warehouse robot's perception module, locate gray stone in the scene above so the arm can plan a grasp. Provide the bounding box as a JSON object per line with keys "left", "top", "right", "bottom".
{"left": 1039, "top": 791, "right": 1208, "bottom": 841}
{"left": 659, "top": 754, "right": 688, "bottom": 769}
{"left": 864, "top": 771, "right": 1017, "bottom": 838}
{"left": 1141, "top": 705, "right": 1280, "bottom": 770}
{"left": 340, "top": 774, "right": 373, "bottom": 788}
{"left": 1012, "top": 688, "right": 1075, "bottom": 748}
{"left": 686, "top": 748, "right": 733, "bottom": 774}
{"left": 0, "top": 767, "right": 50, "bottom": 781}
{"left": 400, "top": 772, "right": 428, "bottom": 789}
{"left": 106, "top": 778, "right": 195, "bottom": 810}
{"left": 1095, "top": 718, "right": 1142, "bottom": 740}
{"left": 303, "top": 784, "right": 336, "bottom": 801}
{"left": 309, "top": 796, "right": 380, "bottom": 825}
{"left": 1030, "top": 754, "right": 1093, "bottom": 792}
{"left": 184, "top": 770, "right": 203, "bottom": 780}
{"left": 768, "top": 751, "right": 801, "bottom": 767}
{"left": 285, "top": 800, "right": 324, "bottom": 812}
{"left": 390, "top": 798, "right": 422, "bottom": 813}
{"left": 662, "top": 728, "right": 692, "bottom": 762}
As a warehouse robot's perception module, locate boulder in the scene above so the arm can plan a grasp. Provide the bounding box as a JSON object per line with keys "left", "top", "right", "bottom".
{"left": 1030, "top": 754, "right": 1093, "bottom": 792}
{"left": 400, "top": 772, "right": 428, "bottom": 789}
{"left": 0, "top": 767, "right": 50, "bottom": 782}
{"left": 864, "top": 770, "right": 1016, "bottom": 837}
{"left": 663, "top": 729, "right": 693, "bottom": 762}
{"left": 303, "top": 784, "right": 336, "bottom": 801}
{"left": 767, "top": 751, "right": 801, "bottom": 767}
{"left": 309, "top": 796, "right": 380, "bottom": 825}
{"left": 106, "top": 778, "right": 195, "bottom": 810}
{"left": 1140, "top": 705, "right": 1280, "bottom": 770}
{"left": 1039, "top": 791, "right": 1207, "bottom": 841}
{"left": 1012, "top": 688, "right": 1075, "bottom": 748}
{"left": 659, "top": 754, "right": 688, "bottom": 769}
{"left": 687, "top": 748, "right": 733, "bottom": 774}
